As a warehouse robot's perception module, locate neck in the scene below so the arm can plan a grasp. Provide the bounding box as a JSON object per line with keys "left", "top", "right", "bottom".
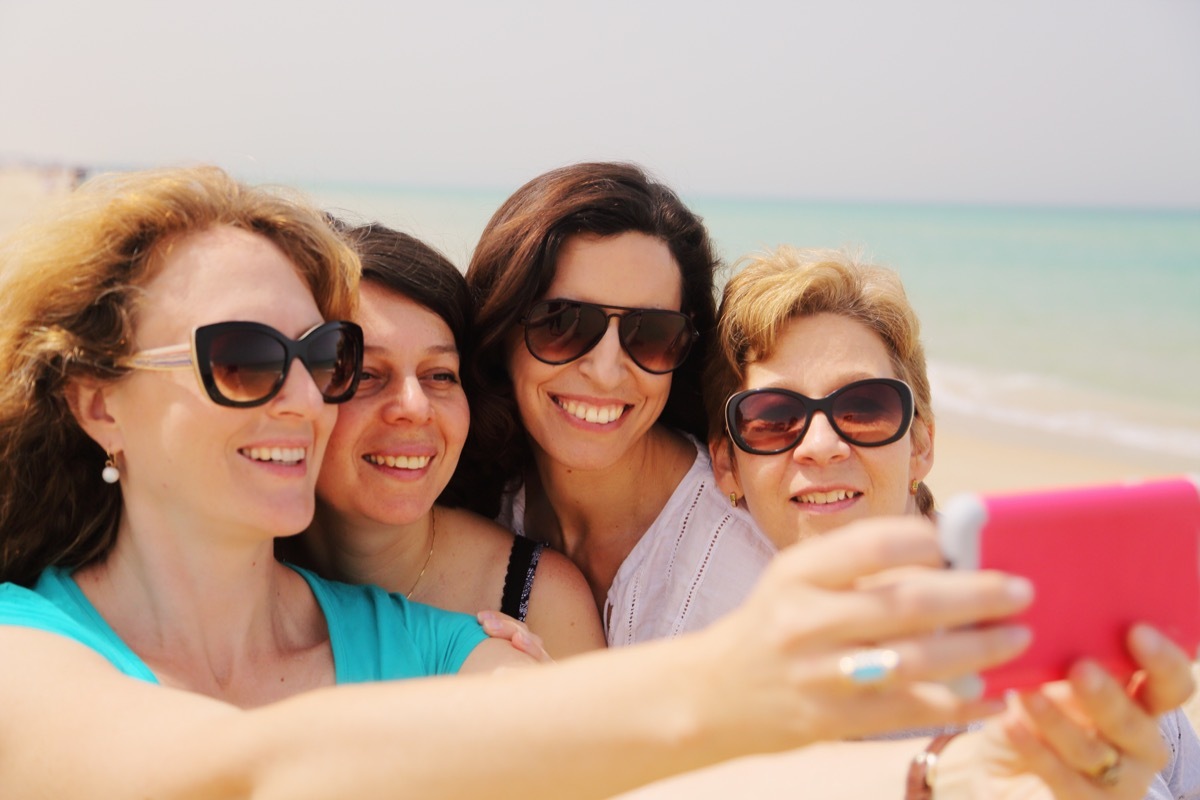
{"left": 304, "top": 504, "right": 438, "bottom": 597}
{"left": 68, "top": 496, "right": 333, "bottom": 707}
{"left": 75, "top": 519, "right": 313, "bottom": 682}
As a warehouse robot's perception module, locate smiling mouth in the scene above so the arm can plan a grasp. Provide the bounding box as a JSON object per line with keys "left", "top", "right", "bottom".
{"left": 364, "top": 454, "right": 432, "bottom": 470}
{"left": 792, "top": 489, "right": 862, "bottom": 505}
{"left": 554, "top": 397, "right": 629, "bottom": 424}
{"left": 240, "top": 447, "right": 306, "bottom": 466}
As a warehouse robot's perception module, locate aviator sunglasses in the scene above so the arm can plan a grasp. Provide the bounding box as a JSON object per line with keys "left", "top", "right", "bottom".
{"left": 725, "top": 378, "right": 915, "bottom": 455}
{"left": 521, "top": 299, "right": 698, "bottom": 375}
{"left": 119, "top": 320, "right": 364, "bottom": 408}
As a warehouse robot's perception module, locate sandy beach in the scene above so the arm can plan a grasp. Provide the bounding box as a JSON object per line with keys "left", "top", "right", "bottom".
{"left": 3, "top": 165, "right": 1196, "bottom": 795}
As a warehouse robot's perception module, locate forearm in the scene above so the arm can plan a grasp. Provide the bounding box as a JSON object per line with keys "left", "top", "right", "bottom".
{"left": 2, "top": 629, "right": 732, "bottom": 800}
{"left": 611, "top": 738, "right": 926, "bottom": 800}
{"left": 242, "top": 637, "right": 752, "bottom": 800}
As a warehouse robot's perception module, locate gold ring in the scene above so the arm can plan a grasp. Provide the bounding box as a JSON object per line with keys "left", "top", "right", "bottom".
{"left": 838, "top": 648, "right": 900, "bottom": 687}
{"left": 1088, "top": 746, "right": 1122, "bottom": 787}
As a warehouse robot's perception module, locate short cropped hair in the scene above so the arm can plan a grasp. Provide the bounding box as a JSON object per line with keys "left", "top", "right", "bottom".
{"left": 705, "top": 246, "right": 935, "bottom": 517}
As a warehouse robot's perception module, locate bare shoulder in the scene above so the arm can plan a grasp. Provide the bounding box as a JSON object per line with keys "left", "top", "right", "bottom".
{"left": 437, "top": 506, "right": 606, "bottom": 656}
{"left": 529, "top": 546, "right": 592, "bottom": 594}
{"left": 438, "top": 505, "right": 517, "bottom": 554}
{"left": 524, "top": 549, "right": 607, "bottom": 657}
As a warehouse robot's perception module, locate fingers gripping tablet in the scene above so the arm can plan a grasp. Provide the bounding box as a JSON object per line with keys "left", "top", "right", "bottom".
{"left": 939, "top": 476, "right": 1200, "bottom": 698}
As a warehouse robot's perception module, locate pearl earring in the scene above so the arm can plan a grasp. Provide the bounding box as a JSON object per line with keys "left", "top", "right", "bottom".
{"left": 102, "top": 453, "right": 120, "bottom": 484}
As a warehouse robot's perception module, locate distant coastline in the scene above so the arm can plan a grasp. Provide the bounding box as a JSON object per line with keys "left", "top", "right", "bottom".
{"left": 4, "top": 164, "right": 1195, "bottom": 488}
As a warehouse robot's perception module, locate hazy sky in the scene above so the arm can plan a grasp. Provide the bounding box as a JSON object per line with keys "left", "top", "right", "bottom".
{"left": 2, "top": 0, "right": 1197, "bottom": 207}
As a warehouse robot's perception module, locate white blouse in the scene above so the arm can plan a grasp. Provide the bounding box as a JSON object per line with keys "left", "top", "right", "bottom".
{"left": 498, "top": 435, "right": 776, "bottom": 646}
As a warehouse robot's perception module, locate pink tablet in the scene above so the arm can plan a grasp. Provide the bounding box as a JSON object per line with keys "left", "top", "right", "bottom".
{"left": 939, "top": 476, "right": 1200, "bottom": 698}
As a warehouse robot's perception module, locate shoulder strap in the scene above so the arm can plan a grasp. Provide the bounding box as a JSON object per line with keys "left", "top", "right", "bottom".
{"left": 499, "top": 537, "right": 544, "bottom": 622}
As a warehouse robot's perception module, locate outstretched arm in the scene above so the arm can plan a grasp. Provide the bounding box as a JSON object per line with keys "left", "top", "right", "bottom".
{"left": 0, "top": 517, "right": 1032, "bottom": 800}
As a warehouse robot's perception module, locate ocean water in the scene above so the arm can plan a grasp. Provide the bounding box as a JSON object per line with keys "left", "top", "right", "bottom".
{"left": 301, "top": 181, "right": 1200, "bottom": 466}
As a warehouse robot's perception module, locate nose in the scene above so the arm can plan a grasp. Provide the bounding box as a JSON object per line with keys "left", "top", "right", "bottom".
{"left": 269, "top": 359, "right": 327, "bottom": 419}
{"left": 791, "top": 411, "right": 850, "bottom": 465}
{"left": 382, "top": 375, "right": 433, "bottom": 423}
{"left": 576, "top": 317, "right": 627, "bottom": 387}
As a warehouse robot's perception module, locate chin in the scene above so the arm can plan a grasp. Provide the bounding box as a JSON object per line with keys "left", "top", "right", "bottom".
{"left": 797, "top": 512, "right": 856, "bottom": 540}
{"left": 263, "top": 500, "right": 317, "bottom": 535}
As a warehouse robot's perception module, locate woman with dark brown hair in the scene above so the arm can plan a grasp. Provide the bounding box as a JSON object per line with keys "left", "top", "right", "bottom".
{"left": 284, "top": 222, "right": 605, "bottom": 657}
{"left": 464, "top": 162, "right": 774, "bottom": 645}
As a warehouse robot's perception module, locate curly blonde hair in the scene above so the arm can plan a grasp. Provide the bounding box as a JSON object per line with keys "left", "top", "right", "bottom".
{"left": 704, "top": 246, "right": 936, "bottom": 518}
{"left": 0, "top": 166, "right": 360, "bottom": 586}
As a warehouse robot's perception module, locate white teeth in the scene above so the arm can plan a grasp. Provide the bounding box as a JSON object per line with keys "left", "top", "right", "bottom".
{"left": 557, "top": 398, "right": 626, "bottom": 424}
{"left": 365, "top": 454, "right": 431, "bottom": 470}
{"left": 796, "top": 489, "right": 858, "bottom": 505}
{"left": 243, "top": 447, "right": 305, "bottom": 465}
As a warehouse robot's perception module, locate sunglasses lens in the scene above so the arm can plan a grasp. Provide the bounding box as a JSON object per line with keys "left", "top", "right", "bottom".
{"left": 620, "top": 311, "right": 694, "bottom": 373}
{"left": 731, "top": 381, "right": 911, "bottom": 454}
{"left": 524, "top": 301, "right": 606, "bottom": 364}
{"left": 305, "top": 325, "right": 361, "bottom": 402}
{"left": 831, "top": 382, "right": 907, "bottom": 445}
{"left": 207, "top": 329, "right": 288, "bottom": 404}
{"left": 733, "top": 392, "right": 809, "bottom": 454}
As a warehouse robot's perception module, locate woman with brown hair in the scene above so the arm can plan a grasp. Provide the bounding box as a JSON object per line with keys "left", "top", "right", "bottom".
{"left": 284, "top": 222, "right": 605, "bottom": 657}
{"left": 464, "top": 162, "right": 773, "bottom": 644}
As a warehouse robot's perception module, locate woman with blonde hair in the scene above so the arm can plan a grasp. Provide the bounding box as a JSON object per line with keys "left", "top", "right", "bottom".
{"left": 698, "top": 245, "right": 1198, "bottom": 799}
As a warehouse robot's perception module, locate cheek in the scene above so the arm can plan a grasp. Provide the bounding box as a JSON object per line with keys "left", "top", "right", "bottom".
{"left": 737, "top": 458, "right": 797, "bottom": 550}
{"left": 864, "top": 447, "right": 916, "bottom": 513}
{"left": 440, "top": 396, "right": 471, "bottom": 450}
{"left": 310, "top": 404, "right": 340, "bottom": 459}
{"left": 324, "top": 402, "right": 368, "bottom": 454}
{"left": 641, "top": 372, "right": 674, "bottom": 407}
{"left": 507, "top": 346, "right": 538, "bottom": 401}
{"left": 736, "top": 456, "right": 784, "bottom": 505}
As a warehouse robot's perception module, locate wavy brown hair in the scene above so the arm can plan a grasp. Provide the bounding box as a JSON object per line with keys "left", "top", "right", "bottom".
{"left": 0, "top": 166, "right": 360, "bottom": 586}
{"left": 462, "top": 162, "right": 718, "bottom": 518}
{"left": 704, "top": 246, "right": 937, "bottom": 518}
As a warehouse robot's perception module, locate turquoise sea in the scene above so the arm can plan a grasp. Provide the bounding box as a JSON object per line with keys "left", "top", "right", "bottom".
{"left": 302, "top": 181, "right": 1200, "bottom": 467}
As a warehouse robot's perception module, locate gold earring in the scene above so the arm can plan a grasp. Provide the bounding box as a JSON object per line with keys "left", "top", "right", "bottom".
{"left": 910, "top": 479, "right": 920, "bottom": 496}
{"left": 729, "top": 492, "right": 739, "bottom": 507}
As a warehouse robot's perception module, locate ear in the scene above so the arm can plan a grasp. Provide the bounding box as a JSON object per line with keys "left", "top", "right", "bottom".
{"left": 708, "top": 436, "right": 743, "bottom": 499}
{"left": 65, "top": 379, "right": 124, "bottom": 454}
{"left": 909, "top": 416, "right": 935, "bottom": 484}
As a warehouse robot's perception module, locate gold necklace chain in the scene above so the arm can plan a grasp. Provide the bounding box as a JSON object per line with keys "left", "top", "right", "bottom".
{"left": 406, "top": 508, "right": 436, "bottom": 600}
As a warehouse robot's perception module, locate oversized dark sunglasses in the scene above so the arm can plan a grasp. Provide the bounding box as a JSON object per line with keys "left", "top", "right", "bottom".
{"left": 119, "top": 320, "right": 364, "bottom": 408}
{"left": 725, "top": 378, "right": 915, "bottom": 455}
{"left": 521, "top": 299, "right": 698, "bottom": 375}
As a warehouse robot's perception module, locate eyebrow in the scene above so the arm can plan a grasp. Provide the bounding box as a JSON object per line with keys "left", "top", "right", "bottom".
{"left": 754, "top": 371, "right": 884, "bottom": 392}
{"left": 363, "top": 343, "right": 459, "bottom": 356}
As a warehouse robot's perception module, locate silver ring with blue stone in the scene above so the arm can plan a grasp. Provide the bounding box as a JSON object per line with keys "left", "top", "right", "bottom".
{"left": 838, "top": 648, "right": 900, "bottom": 687}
